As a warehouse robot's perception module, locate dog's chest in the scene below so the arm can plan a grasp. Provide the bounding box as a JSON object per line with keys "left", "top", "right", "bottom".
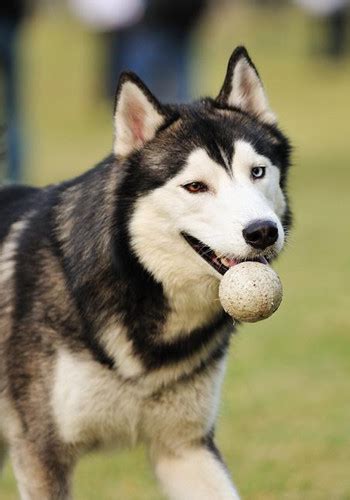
{"left": 51, "top": 349, "right": 224, "bottom": 450}
{"left": 51, "top": 350, "right": 142, "bottom": 447}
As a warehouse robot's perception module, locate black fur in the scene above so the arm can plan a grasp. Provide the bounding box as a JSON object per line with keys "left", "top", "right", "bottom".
{"left": 217, "top": 46, "right": 261, "bottom": 105}
{"left": 0, "top": 185, "right": 41, "bottom": 243}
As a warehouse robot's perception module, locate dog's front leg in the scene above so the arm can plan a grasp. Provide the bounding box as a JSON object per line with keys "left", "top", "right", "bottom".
{"left": 10, "top": 437, "right": 72, "bottom": 500}
{"left": 153, "top": 442, "right": 240, "bottom": 500}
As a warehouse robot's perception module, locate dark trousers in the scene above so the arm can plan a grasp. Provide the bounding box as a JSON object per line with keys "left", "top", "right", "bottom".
{"left": 0, "top": 19, "right": 22, "bottom": 183}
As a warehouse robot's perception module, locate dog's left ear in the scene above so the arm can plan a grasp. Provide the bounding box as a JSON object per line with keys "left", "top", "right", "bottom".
{"left": 113, "top": 72, "right": 168, "bottom": 157}
{"left": 216, "top": 46, "right": 276, "bottom": 125}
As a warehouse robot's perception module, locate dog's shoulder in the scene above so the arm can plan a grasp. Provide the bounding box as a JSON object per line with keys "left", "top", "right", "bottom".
{"left": 0, "top": 185, "right": 43, "bottom": 245}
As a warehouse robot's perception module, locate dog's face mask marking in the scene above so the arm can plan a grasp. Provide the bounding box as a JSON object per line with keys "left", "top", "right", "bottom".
{"left": 131, "top": 140, "right": 286, "bottom": 281}
{"left": 167, "top": 141, "right": 285, "bottom": 271}
{"left": 114, "top": 47, "right": 291, "bottom": 285}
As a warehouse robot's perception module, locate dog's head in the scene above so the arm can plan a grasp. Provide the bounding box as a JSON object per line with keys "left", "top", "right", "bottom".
{"left": 113, "top": 47, "right": 291, "bottom": 290}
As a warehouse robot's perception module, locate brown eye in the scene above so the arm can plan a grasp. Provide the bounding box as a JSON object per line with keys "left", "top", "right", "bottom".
{"left": 183, "top": 182, "right": 208, "bottom": 193}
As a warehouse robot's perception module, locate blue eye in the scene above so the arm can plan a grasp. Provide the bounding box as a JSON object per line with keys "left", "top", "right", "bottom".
{"left": 251, "top": 166, "right": 266, "bottom": 179}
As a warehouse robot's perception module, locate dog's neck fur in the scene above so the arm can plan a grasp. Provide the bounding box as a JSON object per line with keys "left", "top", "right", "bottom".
{"left": 53, "top": 156, "right": 228, "bottom": 375}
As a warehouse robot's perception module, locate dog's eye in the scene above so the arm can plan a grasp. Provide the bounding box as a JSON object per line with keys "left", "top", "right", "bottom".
{"left": 251, "top": 166, "right": 266, "bottom": 180}
{"left": 183, "top": 182, "right": 208, "bottom": 193}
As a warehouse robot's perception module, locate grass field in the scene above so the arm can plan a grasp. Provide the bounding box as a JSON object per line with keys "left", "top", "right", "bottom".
{"left": 1, "top": 3, "right": 350, "bottom": 499}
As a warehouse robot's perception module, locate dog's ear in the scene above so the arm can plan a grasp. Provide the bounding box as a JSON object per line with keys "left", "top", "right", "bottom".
{"left": 113, "top": 72, "right": 168, "bottom": 158}
{"left": 216, "top": 46, "right": 276, "bottom": 125}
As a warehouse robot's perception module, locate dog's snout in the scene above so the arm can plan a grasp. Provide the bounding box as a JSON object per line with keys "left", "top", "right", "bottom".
{"left": 242, "top": 220, "right": 278, "bottom": 250}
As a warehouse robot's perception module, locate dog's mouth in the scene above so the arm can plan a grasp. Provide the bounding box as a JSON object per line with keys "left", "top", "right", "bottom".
{"left": 182, "top": 232, "right": 267, "bottom": 276}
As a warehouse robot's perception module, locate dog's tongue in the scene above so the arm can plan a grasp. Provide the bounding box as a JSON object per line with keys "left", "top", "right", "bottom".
{"left": 221, "top": 256, "right": 268, "bottom": 268}
{"left": 220, "top": 257, "right": 239, "bottom": 268}
{"left": 228, "top": 258, "right": 238, "bottom": 267}
{"left": 222, "top": 256, "right": 268, "bottom": 268}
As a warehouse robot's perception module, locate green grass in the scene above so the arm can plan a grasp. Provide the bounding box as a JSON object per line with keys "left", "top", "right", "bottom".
{"left": 1, "top": 3, "right": 350, "bottom": 499}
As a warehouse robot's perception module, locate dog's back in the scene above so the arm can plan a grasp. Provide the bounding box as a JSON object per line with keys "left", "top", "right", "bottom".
{"left": 0, "top": 186, "right": 41, "bottom": 245}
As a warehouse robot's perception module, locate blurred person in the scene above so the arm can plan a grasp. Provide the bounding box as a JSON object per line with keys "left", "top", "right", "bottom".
{"left": 69, "top": 0, "right": 145, "bottom": 32}
{"left": 0, "top": 0, "right": 27, "bottom": 183}
{"left": 252, "top": 0, "right": 288, "bottom": 6}
{"left": 70, "top": 0, "right": 206, "bottom": 103}
{"left": 69, "top": 0, "right": 146, "bottom": 98}
{"left": 108, "top": 0, "right": 207, "bottom": 103}
{"left": 295, "top": 0, "right": 349, "bottom": 57}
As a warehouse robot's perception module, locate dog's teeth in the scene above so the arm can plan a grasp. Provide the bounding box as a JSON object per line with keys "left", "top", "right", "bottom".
{"left": 220, "top": 257, "right": 231, "bottom": 267}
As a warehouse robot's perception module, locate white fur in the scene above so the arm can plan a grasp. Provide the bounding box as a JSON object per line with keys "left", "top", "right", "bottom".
{"left": 100, "top": 312, "right": 228, "bottom": 390}
{"left": 99, "top": 324, "right": 144, "bottom": 378}
{"left": 51, "top": 349, "right": 142, "bottom": 447}
{"left": 114, "top": 80, "right": 164, "bottom": 157}
{"left": 129, "top": 140, "right": 285, "bottom": 307}
{"left": 0, "top": 220, "right": 27, "bottom": 282}
{"left": 51, "top": 349, "right": 227, "bottom": 453}
{"left": 227, "top": 58, "right": 276, "bottom": 124}
{"left": 154, "top": 447, "right": 240, "bottom": 500}
{"left": 99, "top": 316, "right": 229, "bottom": 389}
{"left": 232, "top": 140, "right": 286, "bottom": 225}
{"left": 141, "top": 332, "right": 228, "bottom": 390}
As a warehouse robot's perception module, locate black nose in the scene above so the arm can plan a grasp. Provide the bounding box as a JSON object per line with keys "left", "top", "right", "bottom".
{"left": 243, "top": 220, "right": 278, "bottom": 250}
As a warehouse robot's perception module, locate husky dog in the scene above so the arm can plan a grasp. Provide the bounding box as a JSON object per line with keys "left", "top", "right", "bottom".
{"left": 0, "top": 47, "right": 291, "bottom": 499}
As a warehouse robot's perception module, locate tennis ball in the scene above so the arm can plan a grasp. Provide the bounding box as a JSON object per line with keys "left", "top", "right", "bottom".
{"left": 219, "top": 262, "right": 283, "bottom": 322}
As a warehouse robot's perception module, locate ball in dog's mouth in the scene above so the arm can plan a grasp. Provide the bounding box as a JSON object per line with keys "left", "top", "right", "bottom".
{"left": 181, "top": 232, "right": 282, "bottom": 322}
{"left": 219, "top": 262, "right": 283, "bottom": 322}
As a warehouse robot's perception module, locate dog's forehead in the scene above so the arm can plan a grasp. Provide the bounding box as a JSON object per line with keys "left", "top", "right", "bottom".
{"left": 182, "top": 140, "right": 266, "bottom": 177}
{"left": 176, "top": 139, "right": 271, "bottom": 188}
{"left": 166, "top": 104, "right": 285, "bottom": 171}
{"left": 140, "top": 102, "right": 290, "bottom": 191}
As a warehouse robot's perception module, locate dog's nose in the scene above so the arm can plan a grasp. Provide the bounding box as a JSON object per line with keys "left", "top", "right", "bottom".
{"left": 242, "top": 220, "right": 278, "bottom": 250}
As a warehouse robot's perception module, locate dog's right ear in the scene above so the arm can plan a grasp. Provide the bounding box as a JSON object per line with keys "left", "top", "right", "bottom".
{"left": 113, "top": 72, "right": 168, "bottom": 158}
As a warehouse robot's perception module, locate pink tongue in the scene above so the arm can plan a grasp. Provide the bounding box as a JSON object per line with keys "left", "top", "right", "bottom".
{"left": 226, "top": 258, "right": 238, "bottom": 267}
{"left": 224, "top": 256, "right": 268, "bottom": 267}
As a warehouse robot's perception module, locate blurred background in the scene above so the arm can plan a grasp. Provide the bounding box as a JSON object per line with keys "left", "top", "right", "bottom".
{"left": 1, "top": 0, "right": 349, "bottom": 498}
